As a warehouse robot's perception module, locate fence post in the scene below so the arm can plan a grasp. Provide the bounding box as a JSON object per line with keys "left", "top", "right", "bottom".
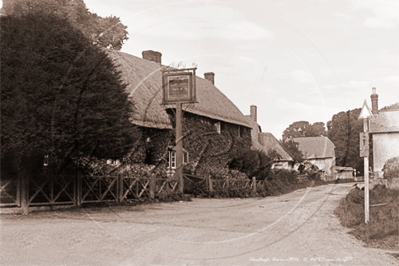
{"left": 209, "top": 177, "right": 213, "bottom": 192}
{"left": 252, "top": 177, "right": 256, "bottom": 194}
{"left": 20, "top": 175, "right": 29, "bottom": 215}
{"left": 149, "top": 174, "right": 155, "bottom": 199}
{"left": 77, "top": 170, "right": 82, "bottom": 207}
{"left": 226, "top": 176, "right": 229, "bottom": 189}
{"left": 118, "top": 174, "right": 123, "bottom": 203}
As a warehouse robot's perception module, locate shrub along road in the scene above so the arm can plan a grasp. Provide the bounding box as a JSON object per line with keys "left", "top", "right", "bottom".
{"left": 1, "top": 183, "right": 397, "bottom": 265}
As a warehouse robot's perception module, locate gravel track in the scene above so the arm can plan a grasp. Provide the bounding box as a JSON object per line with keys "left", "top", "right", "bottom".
{"left": 1, "top": 183, "right": 398, "bottom": 265}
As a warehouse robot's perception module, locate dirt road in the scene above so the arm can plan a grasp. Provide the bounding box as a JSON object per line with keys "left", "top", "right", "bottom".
{"left": 1, "top": 183, "right": 397, "bottom": 265}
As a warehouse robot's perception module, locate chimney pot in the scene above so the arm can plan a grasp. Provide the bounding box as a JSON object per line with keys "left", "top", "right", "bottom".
{"left": 204, "top": 72, "right": 215, "bottom": 85}
{"left": 370, "top": 87, "right": 379, "bottom": 115}
{"left": 142, "top": 50, "right": 162, "bottom": 64}
{"left": 250, "top": 105, "right": 257, "bottom": 122}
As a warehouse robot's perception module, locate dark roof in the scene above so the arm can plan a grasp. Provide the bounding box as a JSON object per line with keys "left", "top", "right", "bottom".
{"left": 370, "top": 110, "right": 399, "bottom": 133}
{"left": 293, "top": 136, "right": 335, "bottom": 159}
{"left": 107, "top": 50, "right": 250, "bottom": 129}
{"left": 258, "top": 133, "right": 293, "bottom": 161}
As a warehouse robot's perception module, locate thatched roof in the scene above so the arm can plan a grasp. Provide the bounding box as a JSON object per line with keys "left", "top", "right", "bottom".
{"left": 370, "top": 109, "right": 399, "bottom": 133}
{"left": 258, "top": 133, "right": 293, "bottom": 161}
{"left": 293, "top": 136, "right": 335, "bottom": 159}
{"left": 107, "top": 50, "right": 250, "bottom": 129}
{"left": 244, "top": 115, "right": 293, "bottom": 162}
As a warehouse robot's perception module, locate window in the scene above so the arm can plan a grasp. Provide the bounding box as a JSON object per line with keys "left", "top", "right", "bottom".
{"left": 107, "top": 159, "right": 120, "bottom": 165}
{"left": 214, "top": 122, "right": 221, "bottom": 134}
{"left": 167, "top": 148, "right": 189, "bottom": 169}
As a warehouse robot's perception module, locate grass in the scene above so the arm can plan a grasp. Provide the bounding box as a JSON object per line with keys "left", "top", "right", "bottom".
{"left": 334, "top": 184, "right": 399, "bottom": 250}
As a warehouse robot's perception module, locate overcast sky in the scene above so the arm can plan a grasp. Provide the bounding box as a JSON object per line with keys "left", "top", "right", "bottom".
{"left": 85, "top": 0, "right": 398, "bottom": 139}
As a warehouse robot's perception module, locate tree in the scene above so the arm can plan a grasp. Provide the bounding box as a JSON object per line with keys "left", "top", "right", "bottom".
{"left": 282, "top": 121, "right": 327, "bottom": 140}
{"left": 283, "top": 121, "right": 311, "bottom": 139}
{"left": 280, "top": 139, "right": 305, "bottom": 163}
{"left": 327, "top": 109, "right": 363, "bottom": 174}
{"left": 1, "top": 13, "right": 137, "bottom": 176}
{"left": 308, "top": 122, "right": 327, "bottom": 137}
{"left": 1, "top": 0, "right": 128, "bottom": 50}
{"left": 380, "top": 102, "right": 399, "bottom": 112}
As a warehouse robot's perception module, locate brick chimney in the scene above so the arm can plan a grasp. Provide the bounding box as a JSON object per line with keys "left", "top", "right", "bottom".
{"left": 371, "top": 87, "right": 378, "bottom": 115}
{"left": 250, "top": 105, "right": 257, "bottom": 122}
{"left": 142, "top": 50, "right": 162, "bottom": 64}
{"left": 204, "top": 72, "right": 215, "bottom": 85}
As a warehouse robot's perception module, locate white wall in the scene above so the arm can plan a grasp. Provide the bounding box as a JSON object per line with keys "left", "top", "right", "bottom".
{"left": 373, "top": 132, "right": 399, "bottom": 177}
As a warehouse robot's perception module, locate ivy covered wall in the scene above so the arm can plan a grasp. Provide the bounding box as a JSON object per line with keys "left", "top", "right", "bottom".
{"left": 126, "top": 110, "right": 252, "bottom": 178}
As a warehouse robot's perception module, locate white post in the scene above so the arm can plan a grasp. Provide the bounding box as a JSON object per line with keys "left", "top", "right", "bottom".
{"left": 363, "top": 118, "right": 369, "bottom": 224}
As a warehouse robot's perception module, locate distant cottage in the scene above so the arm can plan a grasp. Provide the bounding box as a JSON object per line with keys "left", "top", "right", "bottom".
{"left": 293, "top": 136, "right": 336, "bottom": 176}
{"left": 107, "top": 50, "right": 252, "bottom": 176}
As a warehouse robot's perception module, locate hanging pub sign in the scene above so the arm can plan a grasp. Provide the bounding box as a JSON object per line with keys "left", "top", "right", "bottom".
{"left": 161, "top": 68, "right": 197, "bottom": 104}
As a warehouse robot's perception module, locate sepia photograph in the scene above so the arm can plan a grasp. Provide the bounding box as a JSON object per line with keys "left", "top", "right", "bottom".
{"left": 1, "top": 0, "right": 398, "bottom": 265}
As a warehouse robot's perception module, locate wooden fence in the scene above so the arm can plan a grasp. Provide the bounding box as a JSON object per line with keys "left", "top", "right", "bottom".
{"left": 1, "top": 172, "right": 270, "bottom": 210}
{"left": 0, "top": 172, "right": 181, "bottom": 209}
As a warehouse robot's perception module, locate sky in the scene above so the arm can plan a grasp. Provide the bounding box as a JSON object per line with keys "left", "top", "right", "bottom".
{"left": 85, "top": 0, "right": 398, "bottom": 139}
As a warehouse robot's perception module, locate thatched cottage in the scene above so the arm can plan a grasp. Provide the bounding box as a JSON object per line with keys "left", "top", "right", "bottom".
{"left": 293, "top": 136, "right": 336, "bottom": 176}
{"left": 245, "top": 105, "right": 294, "bottom": 169}
{"left": 107, "top": 50, "right": 252, "bottom": 177}
{"left": 369, "top": 88, "right": 399, "bottom": 179}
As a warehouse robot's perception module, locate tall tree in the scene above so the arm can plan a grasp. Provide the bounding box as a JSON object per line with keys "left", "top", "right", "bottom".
{"left": 327, "top": 108, "right": 363, "bottom": 174}
{"left": 283, "top": 121, "right": 311, "bottom": 139}
{"left": 1, "top": 0, "right": 128, "bottom": 50}
{"left": 308, "top": 122, "right": 327, "bottom": 137}
{"left": 1, "top": 13, "right": 136, "bottom": 176}
{"left": 283, "top": 121, "right": 327, "bottom": 140}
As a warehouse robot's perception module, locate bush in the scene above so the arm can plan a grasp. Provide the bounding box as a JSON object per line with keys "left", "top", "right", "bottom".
{"left": 334, "top": 185, "right": 399, "bottom": 248}
{"left": 382, "top": 157, "right": 399, "bottom": 180}
{"left": 207, "top": 167, "right": 230, "bottom": 180}
{"left": 228, "top": 148, "right": 277, "bottom": 180}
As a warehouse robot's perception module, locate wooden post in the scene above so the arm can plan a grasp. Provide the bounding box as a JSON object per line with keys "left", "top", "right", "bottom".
{"left": 17, "top": 175, "right": 21, "bottom": 207}
{"left": 77, "top": 170, "right": 82, "bottom": 207}
{"left": 209, "top": 177, "right": 213, "bottom": 192}
{"left": 176, "top": 102, "right": 184, "bottom": 193}
{"left": 226, "top": 176, "right": 229, "bottom": 190}
{"left": 118, "top": 174, "right": 123, "bottom": 203}
{"left": 20, "top": 175, "right": 29, "bottom": 215}
{"left": 363, "top": 118, "right": 369, "bottom": 224}
{"left": 149, "top": 174, "right": 155, "bottom": 199}
{"left": 252, "top": 177, "right": 256, "bottom": 194}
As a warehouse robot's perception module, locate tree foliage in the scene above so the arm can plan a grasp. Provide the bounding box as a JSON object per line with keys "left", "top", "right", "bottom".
{"left": 280, "top": 139, "right": 305, "bottom": 163}
{"left": 380, "top": 102, "right": 399, "bottom": 112}
{"left": 282, "top": 121, "right": 327, "bottom": 140}
{"left": 1, "top": 0, "right": 128, "bottom": 50}
{"left": 1, "top": 13, "right": 136, "bottom": 175}
{"left": 228, "top": 148, "right": 281, "bottom": 180}
{"left": 327, "top": 109, "right": 364, "bottom": 174}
